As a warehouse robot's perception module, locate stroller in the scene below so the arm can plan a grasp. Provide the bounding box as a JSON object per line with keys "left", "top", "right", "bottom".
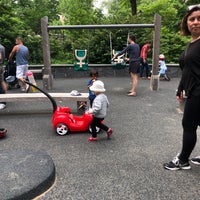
{"left": 4, "top": 60, "right": 20, "bottom": 89}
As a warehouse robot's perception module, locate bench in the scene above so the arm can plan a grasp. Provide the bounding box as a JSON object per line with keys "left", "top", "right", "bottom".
{"left": 0, "top": 93, "right": 89, "bottom": 113}
{"left": 0, "top": 93, "right": 88, "bottom": 102}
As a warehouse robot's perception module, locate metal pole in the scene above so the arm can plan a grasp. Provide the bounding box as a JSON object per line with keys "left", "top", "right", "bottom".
{"left": 150, "top": 14, "right": 161, "bottom": 91}
{"left": 109, "top": 32, "right": 113, "bottom": 60}
{"left": 41, "top": 16, "right": 53, "bottom": 90}
{"left": 48, "top": 24, "right": 154, "bottom": 30}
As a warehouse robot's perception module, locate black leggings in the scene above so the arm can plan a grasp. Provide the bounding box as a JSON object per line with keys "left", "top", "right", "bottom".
{"left": 91, "top": 116, "right": 109, "bottom": 138}
{"left": 179, "top": 95, "right": 200, "bottom": 162}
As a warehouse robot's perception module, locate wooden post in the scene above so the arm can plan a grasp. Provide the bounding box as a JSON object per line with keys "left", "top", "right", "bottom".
{"left": 41, "top": 16, "right": 53, "bottom": 90}
{"left": 150, "top": 14, "right": 161, "bottom": 91}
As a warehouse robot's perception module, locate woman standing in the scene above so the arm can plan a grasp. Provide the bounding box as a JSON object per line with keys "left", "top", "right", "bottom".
{"left": 164, "top": 5, "right": 200, "bottom": 170}
{"left": 113, "top": 34, "right": 140, "bottom": 96}
{"left": 0, "top": 65, "right": 7, "bottom": 138}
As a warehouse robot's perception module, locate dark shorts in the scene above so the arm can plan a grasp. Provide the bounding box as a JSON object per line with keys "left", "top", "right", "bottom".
{"left": 129, "top": 61, "right": 141, "bottom": 74}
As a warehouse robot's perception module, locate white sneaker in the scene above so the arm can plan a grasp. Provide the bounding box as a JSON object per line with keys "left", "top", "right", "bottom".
{"left": 21, "top": 88, "right": 25, "bottom": 92}
{"left": 0, "top": 103, "right": 6, "bottom": 110}
{"left": 163, "top": 153, "right": 191, "bottom": 170}
{"left": 191, "top": 156, "right": 200, "bottom": 165}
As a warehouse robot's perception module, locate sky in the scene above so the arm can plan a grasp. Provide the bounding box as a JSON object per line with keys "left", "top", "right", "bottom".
{"left": 93, "top": 0, "right": 102, "bottom": 8}
{"left": 93, "top": 0, "right": 109, "bottom": 15}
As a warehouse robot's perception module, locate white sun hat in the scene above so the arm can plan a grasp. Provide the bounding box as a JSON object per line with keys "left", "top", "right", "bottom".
{"left": 90, "top": 80, "right": 106, "bottom": 92}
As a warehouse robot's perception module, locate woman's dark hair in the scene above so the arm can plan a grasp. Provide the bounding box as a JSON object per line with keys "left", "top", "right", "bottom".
{"left": 181, "top": 6, "right": 200, "bottom": 36}
{"left": 129, "top": 34, "right": 136, "bottom": 42}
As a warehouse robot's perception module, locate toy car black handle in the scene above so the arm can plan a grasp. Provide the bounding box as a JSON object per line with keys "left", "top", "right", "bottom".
{"left": 24, "top": 80, "right": 57, "bottom": 113}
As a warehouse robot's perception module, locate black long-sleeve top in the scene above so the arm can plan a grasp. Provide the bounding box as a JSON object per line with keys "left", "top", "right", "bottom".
{"left": 177, "top": 39, "right": 200, "bottom": 97}
{"left": 115, "top": 43, "right": 140, "bottom": 62}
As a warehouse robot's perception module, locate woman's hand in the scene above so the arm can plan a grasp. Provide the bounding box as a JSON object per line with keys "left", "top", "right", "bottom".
{"left": 176, "top": 91, "right": 183, "bottom": 103}
{"left": 112, "top": 56, "right": 116, "bottom": 61}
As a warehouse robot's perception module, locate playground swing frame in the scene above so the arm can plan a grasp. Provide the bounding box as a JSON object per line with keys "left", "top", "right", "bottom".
{"left": 41, "top": 14, "right": 161, "bottom": 90}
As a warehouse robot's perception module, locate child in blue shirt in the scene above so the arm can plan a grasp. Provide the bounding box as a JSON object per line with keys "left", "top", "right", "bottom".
{"left": 87, "top": 70, "right": 98, "bottom": 107}
{"left": 158, "top": 54, "right": 167, "bottom": 76}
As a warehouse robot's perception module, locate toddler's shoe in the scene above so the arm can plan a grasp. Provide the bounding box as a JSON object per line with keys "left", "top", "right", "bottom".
{"left": 0, "top": 128, "right": 7, "bottom": 138}
{"left": 107, "top": 128, "right": 113, "bottom": 139}
{"left": 21, "top": 87, "right": 25, "bottom": 92}
{"left": 0, "top": 103, "right": 6, "bottom": 110}
{"left": 88, "top": 137, "right": 98, "bottom": 142}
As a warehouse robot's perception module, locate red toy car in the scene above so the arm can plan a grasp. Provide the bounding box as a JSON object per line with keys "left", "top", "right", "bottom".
{"left": 25, "top": 81, "right": 100, "bottom": 136}
{"left": 52, "top": 106, "right": 100, "bottom": 135}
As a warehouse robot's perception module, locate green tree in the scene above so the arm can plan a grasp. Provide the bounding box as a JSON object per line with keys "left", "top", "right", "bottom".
{"left": 130, "top": 0, "right": 137, "bottom": 15}
{"left": 49, "top": 0, "right": 111, "bottom": 64}
{"left": 15, "top": 0, "right": 59, "bottom": 34}
{"left": 137, "top": 0, "right": 189, "bottom": 62}
{"left": 2, "top": 0, "right": 196, "bottom": 64}
{"left": 57, "top": 0, "right": 95, "bottom": 25}
{"left": 0, "top": 1, "right": 24, "bottom": 57}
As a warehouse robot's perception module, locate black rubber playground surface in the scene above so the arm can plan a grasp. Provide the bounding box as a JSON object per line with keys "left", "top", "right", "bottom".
{"left": 1, "top": 77, "right": 200, "bottom": 200}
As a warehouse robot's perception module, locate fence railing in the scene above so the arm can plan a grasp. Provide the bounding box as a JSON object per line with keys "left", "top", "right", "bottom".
{"left": 26, "top": 63, "right": 181, "bottom": 79}
{"left": 28, "top": 63, "right": 179, "bottom": 69}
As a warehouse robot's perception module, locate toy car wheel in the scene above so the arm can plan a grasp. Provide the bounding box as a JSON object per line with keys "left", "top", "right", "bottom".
{"left": 0, "top": 128, "right": 7, "bottom": 139}
{"left": 56, "top": 123, "right": 69, "bottom": 136}
{"left": 88, "top": 125, "right": 101, "bottom": 133}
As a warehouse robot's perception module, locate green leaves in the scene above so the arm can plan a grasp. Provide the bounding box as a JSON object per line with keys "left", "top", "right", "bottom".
{"left": 0, "top": 0, "right": 194, "bottom": 64}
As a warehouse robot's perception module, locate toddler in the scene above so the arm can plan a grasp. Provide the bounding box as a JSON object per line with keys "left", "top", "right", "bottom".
{"left": 86, "top": 80, "right": 113, "bottom": 142}
{"left": 158, "top": 54, "right": 167, "bottom": 76}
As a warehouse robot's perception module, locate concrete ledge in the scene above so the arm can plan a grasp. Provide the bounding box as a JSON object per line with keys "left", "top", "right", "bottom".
{"left": 0, "top": 149, "right": 56, "bottom": 200}
{"left": 0, "top": 108, "right": 78, "bottom": 116}
{"left": 0, "top": 109, "right": 53, "bottom": 116}
{"left": 0, "top": 93, "right": 89, "bottom": 102}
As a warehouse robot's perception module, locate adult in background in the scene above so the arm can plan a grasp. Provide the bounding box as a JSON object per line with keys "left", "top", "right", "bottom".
{"left": 140, "top": 41, "right": 151, "bottom": 79}
{"left": 0, "top": 75, "right": 7, "bottom": 138}
{"left": 113, "top": 34, "right": 140, "bottom": 96}
{"left": 0, "top": 51, "right": 7, "bottom": 137}
{"left": 0, "top": 43, "right": 7, "bottom": 110}
{"left": 9, "top": 37, "right": 29, "bottom": 92}
{"left": 0, "top": 44, "right": 5, "bottom": 64}
{"left": 164, "top": 5, "right": 200, "bottom": 170}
